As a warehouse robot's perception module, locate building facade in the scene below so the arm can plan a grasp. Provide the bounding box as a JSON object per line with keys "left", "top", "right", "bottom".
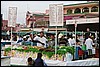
{"left": 26, "top": 2, "right": 99, "bottom": 32}
{"left": 64, "top": 2, "right": 99, "bottom": 31}
{"left": 26, "top": 11, "right": 48, "bottom": 28}
{"left": 64, "top": 2, "right": 99, "bottom": 15}
{"left": 2, "top": 19, "right": 22, "bottom": 32}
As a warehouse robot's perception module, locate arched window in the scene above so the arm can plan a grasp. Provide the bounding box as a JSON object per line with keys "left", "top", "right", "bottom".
{"left": 67, "top": 9, "right": 72, "bottom": 14}
{"left": 91, "top": 6, "right": 98, "bottom": 12}
{"left": 82, "top": 7, "right": 89, "bottom": 13}
{"left": 74, "top": 8, "right": 81, "bottom": 13}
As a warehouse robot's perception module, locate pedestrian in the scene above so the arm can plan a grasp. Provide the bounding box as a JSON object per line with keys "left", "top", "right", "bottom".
{"left": 21, "top": 36, "right": 27, "bottom": 45}
{"left": 33, "top": 31, "right": 48, "bottom": 48}
{"left": 34, "top": 53, "right": 46, "bottom": 66}
{"left": 85, "top": 28, "right": 91, "bottom": 40}
{"left": 27, "top": 57, "right": 35, "bottom": 66}
{"left": 59, "top": 35, "right": 68, "bottom": 46}
{"left": 48, "top": 34, "right": 55, "bottom": 48}
{"left": 85, "top": 36, "right": 94, "bottom": 58}
{"left": 30, "top": 34, "right": 37, "bottom": 46}
{"left": 26, "top": 35, "right": 31, "bottom": 41}
{"left": 21, "top": 36, "right": 31, "bottom": 46}
{"left": 68, "top": 35, "right": 75, "bottom": 46}
{"left": 77, "top": 39, "right": 83, "bottom": 60}
{"left": 82, "top": 44, "right": 87, "bottom": 59}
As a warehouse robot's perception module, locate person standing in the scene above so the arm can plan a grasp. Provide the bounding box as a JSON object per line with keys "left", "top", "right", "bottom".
{"left": 68, "top": 35, "right": 75, "bottom": 46}
{"left": 48, "top": 34, "right": 55, "bottom": 48}
{"left": 59, "top": 35, "right": 68, "bottom": 46}
{"left": 30, "top": 34, "right": 37, "bottom": 46}
{"left": 33, "top": 31, "right": 48, "bottom": 48}
{"left": 21, "top": 36, "right": 31, "bottom": 46}
{"left": 85, "top": 36, "right": 94, "bottom": 58}
{"left": 34, "top": 53, "right": 45, "bottom": 66}
{"left": 77, "top": 40, "right": 83, "bottom": 60}
{"left": 85, "top": 28, "right": 91, "bottom": 40}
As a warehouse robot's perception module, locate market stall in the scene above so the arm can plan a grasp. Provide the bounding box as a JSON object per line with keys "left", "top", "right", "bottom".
{"left": 3, "top": 45, "right": 74, "bottom": 61}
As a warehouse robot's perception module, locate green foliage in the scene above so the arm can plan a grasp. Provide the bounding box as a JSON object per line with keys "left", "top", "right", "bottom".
{"left": 14, "top": 49, "right": 24, "bottom": 52}
{"left": 6, "top": 46, "right": 40, "bottom": 53}
{"left": 57, "top": 46, "right": 75, "bottom": 55}
{"left": 17, "top": 47, "right": 23, "bottom": 49}
{"left": 4, "top": 47, "right": 11, "bottom": 52}
{"left": 4, "top": 46, "right": 75, "bottom": 58}
{"left": 57, "top": 49, "right": 66, "bottom": 55}
{"left": 17, "top": 47, "right": 40, "bottom": 53}
{"left": 42, "top": 51, "right": 55, "bottom": 58}
{"left": 28, "top": 48, "right": 40, "bottom": 53}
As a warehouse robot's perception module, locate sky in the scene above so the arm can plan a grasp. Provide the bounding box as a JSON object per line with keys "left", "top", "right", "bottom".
{"left": 1, "top": 1, "right": 87, "bottom": 25}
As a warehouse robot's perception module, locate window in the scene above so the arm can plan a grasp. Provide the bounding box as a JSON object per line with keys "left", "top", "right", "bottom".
{"left": 74, "top": 8, "right": 81, "bottom": 13}
{"left": 91, "top": 6, "right": 98, "bottom": 12}
{"left": 82, "top": 7, "right": 89, "bottom": 13}
{"left": 67, "top": 9, "right": 72, "bottom": 14}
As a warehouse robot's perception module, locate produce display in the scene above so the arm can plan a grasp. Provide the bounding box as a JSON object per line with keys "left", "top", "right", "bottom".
{"left": 3, "top": 45, "right": 75, "bottom": 61}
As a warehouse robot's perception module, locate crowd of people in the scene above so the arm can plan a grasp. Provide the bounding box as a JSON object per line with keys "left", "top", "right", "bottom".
{"left": 16, "top": 31, "right": 51, "bottom": 48}
{"left": 1, "top": 28, "right": 99, "bottom": 65}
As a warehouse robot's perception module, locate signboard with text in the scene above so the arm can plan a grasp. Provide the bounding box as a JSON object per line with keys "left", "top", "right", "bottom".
{"left": 66, "top": 18, "right": 99, "bottom": 25}
{"left": 49, "top": 4, "right": 63, "bottom": 26}
{"left": 8, "top": 7, "right": 17, "bottom": 27}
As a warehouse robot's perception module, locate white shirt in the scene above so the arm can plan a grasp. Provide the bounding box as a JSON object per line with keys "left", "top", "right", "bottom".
{"left": 34, "top": 36, "right": 48, "bottom": 47}
{"left": 72, "top": 38, "right": 76, "bottom": 45}
{"left": 27, "top": 37, "right": 31, "bottom": 41}
{"left": 85, "top": 38, "right": 93, "bottom": 50}
{"left": 68, "top": 38, "right": 75, "bottom": 46}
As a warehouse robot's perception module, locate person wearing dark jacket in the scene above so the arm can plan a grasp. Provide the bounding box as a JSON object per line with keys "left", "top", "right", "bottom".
{"left": 34, "top": 53, "right": 44, "bottom": 66}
